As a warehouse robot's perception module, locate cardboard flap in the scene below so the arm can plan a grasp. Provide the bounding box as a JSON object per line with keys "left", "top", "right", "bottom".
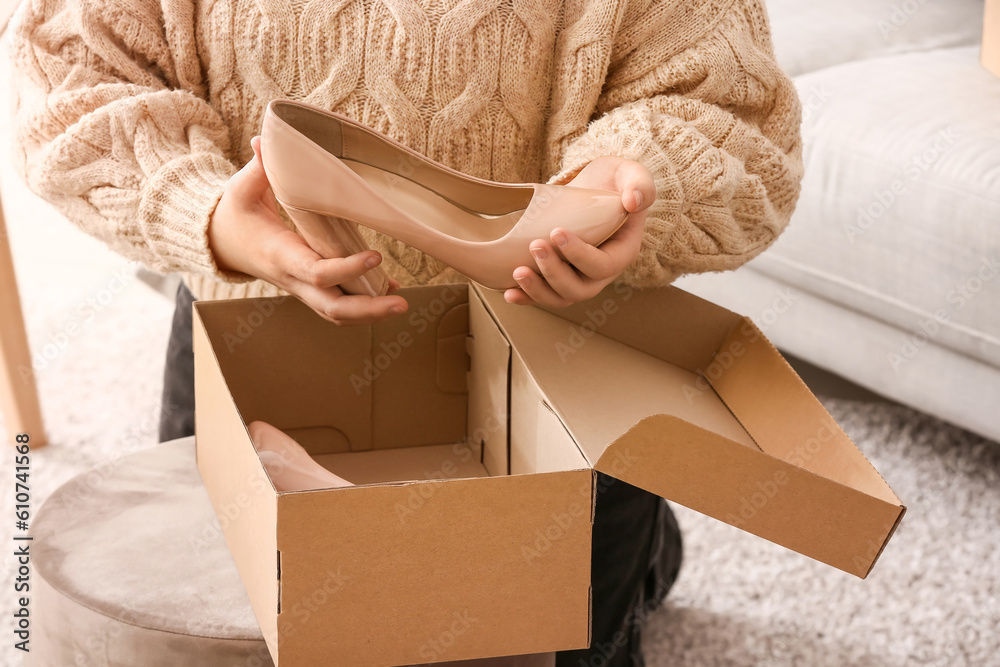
{"left": 474, "top": 283, "right": 905, "bottom": 577}
{"left": 598, "top": 415, "right": 905, "bottom": 578}
{"left": 711, "top": 319, "right": 902, "bottom": 506}
{"left": 473, "top": 285, "right": 757, "bottom": 466}
{"left": 467, "top": 291, "right": 512, "bottom": 476}
{"left": 521, "top": 283, "right": 742, "bottom": 371}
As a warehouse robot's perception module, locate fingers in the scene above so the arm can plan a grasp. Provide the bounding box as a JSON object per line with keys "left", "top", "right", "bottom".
{"left": 296, "top": 282, "right": 408, "bottom": 326}
{"left": 282, "top": 242, "right": 384, "bottom": 291}
{"left": 507, "top": 207, "right": 647, "bottom": 308}
{"left": 216, "top": 139, "right": 408, "bottom": 326}
{"left": 524, "top": 240, "right": 598, "bottom": 304}
{"left": 510, "top": 265, "right": 574, "bottom": 309}
{"left": 547, "top": 210, "right": 645, "bottom": 284}
{"left": 502, "top": 156, "right": 651, "bottom": 309}
{"left": 503, "top": 286, "right": 535, "bottom": 306}
{"left": 266, "top": 229, "right": 407, "bottom": 325}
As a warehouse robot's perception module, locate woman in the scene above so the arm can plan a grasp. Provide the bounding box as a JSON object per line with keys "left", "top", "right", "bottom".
{"left": 7, "top": 0, "right": 803, "bottom": 663}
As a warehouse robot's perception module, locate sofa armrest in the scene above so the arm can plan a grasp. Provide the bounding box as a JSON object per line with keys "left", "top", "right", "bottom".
{"left": 984, "top": 0, "right": 1000, "bottom": 76}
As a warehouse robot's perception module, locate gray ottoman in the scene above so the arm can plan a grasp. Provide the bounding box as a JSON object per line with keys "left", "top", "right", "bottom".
{"left": 29, "top": 437, "right": 274, "bottom": 667}
{"left": 29, "top": 437, "right": 557, "bottom": 667}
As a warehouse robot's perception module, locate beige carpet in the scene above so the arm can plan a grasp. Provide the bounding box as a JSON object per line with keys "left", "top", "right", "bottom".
{"left": 644, "top": 399, "right": 1000, "bottom": 667}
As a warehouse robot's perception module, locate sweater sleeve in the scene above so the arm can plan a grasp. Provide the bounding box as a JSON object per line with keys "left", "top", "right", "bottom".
{"left": 545, "top": 0, "right": 803, "bottom": 287}
{"left": 6, "top": 0, "right": 247, "bottom": 281}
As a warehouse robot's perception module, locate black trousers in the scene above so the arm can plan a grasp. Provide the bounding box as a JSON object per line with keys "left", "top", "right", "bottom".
{"left": 159, "top": 283, "right": 682, "bottom": 667}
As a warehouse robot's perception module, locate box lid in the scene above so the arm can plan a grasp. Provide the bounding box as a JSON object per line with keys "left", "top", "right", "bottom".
{"left": 474, "top": 283, "right": 904, "bottom": 578}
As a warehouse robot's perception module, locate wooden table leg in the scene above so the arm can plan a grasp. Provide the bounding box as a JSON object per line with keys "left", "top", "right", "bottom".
{"left": 0, "top": 191, "right": 46, "bottom": 447}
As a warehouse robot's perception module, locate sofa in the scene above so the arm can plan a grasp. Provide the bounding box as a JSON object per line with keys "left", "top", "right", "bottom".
{"left": 678, "top": 0, "right": 1000, "bottom": 443}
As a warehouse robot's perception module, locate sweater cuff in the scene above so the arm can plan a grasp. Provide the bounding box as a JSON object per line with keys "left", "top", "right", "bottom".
{"left": 547, "top": 104, "right": 676, "bottom": 186}
{"left": 138, "top": 152, "right": 251, "bottom": 283}
{"left": 545, "top": 105, "right": 685, "bottom": 287}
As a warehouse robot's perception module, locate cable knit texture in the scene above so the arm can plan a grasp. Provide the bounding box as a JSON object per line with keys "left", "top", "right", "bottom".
{"left": 7, "top": 0, "right": 802, "bottom": 301}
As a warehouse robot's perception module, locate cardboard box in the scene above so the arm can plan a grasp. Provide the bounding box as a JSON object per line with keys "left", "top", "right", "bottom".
{"left": 985, "top": 0, "right": 1000, "bottom": 77}
{"left": 193, "top": 282, "right": 904, "bottom": 666}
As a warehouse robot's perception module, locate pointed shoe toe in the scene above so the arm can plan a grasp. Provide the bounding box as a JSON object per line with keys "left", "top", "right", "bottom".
{"left": 260, "top": 99, "right": 629, "bottom": 294}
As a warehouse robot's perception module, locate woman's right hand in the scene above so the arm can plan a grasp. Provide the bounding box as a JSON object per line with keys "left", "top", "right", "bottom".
{"left": 207, "top": 136, "right": 408, "bottom": 325}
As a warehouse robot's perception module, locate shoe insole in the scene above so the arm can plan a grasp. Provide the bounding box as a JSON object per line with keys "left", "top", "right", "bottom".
{"left": 342, "top": 159, "right": 527, "bottom": 244}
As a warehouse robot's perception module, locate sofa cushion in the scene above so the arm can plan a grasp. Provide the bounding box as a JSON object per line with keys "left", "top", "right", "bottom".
{"left": 749, "top": 46, "right": 1000, "bottom": 368}
{"left": 766, "top": 0, "right": 985, "bottom": 76}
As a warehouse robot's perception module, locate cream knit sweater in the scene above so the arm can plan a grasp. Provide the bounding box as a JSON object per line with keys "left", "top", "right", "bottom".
{"left": 8, "top": 0, "right": 802, "bottom": 302}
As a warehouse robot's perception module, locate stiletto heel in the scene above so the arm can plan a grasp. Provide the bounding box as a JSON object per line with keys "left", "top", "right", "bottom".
{"left": 281, "top": 205, "right": 389, "bottom": 297}
{"left": 261, "top": 99, "right": 629, "bottom": 291}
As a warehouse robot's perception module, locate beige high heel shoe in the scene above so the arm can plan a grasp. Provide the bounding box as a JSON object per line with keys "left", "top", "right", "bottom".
{"left": 260, "top": 99, "right": 629, "bottom": 297}
{"left": 248, "top": 421, "right": 352, "bottom": 492}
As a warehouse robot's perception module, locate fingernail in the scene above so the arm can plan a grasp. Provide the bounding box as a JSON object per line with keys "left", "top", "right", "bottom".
{"left": 389, "top": 305, "right": 404, "bottom": 314}
{"left": 514, "top": 270, "right": 531, "bottom": 285}
{"left": 531, "top": 247, "right": 547, "bottom": 261}
{"left": 552, "top": 231, "right": 568, "bottom": 247}
{"left": 633, "top": 190, "right": 643, "bottom": 209}
{"left": 365, "top": 254, "right": 381, "bottom": 269}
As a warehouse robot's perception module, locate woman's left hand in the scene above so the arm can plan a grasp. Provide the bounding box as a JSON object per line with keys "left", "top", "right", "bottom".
{"left": 504, "top": 156, "right": 654, "bottom": 308}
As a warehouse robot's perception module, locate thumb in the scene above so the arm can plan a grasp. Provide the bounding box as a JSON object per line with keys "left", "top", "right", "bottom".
{"left": 230, "top": 137, "right": 278, "bottom": 215}
{"left": 244, "top": 135, "right": 269, "bottom": 187}
{"left": 230, "top": 135, "right": 275, "bottom": 204}
{"left": 250, "top": 134, "right": 263, "bottom": 161}
{"left": 614, "top": 160, "right": 655, "bottom": 214}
